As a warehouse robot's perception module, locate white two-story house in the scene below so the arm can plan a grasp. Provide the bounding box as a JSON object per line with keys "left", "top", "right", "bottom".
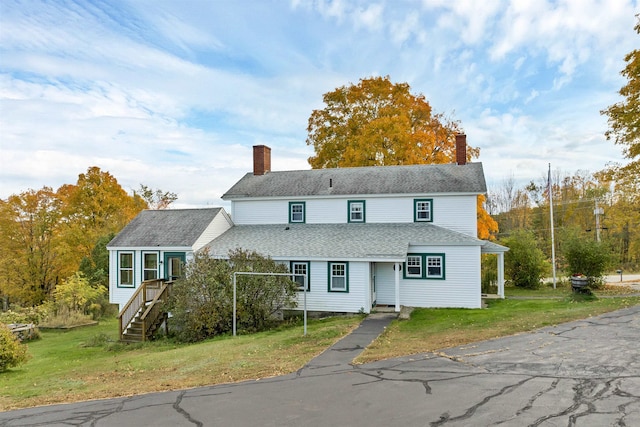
{"left": 108, "top": 137, "right": 507, "bottom": 316}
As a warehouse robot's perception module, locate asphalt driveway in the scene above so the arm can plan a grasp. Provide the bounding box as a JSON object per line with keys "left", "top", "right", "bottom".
{"left": 2, "top": 307, "right": 640, "bottom": 426}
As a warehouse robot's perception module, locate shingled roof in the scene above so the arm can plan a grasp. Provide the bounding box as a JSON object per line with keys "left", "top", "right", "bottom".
{"left": 222, "top": 163, "right": 486, "bottom": 199}
{"left": 107, "top": 208, "right": 223, "bottom": 248}
{"left": 204, "top": 222, "right": 484, "bottom": 261}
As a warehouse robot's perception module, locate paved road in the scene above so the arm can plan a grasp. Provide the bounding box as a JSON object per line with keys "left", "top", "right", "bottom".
{"left": 2, "top": 308, "right": 640, "bottom": 426}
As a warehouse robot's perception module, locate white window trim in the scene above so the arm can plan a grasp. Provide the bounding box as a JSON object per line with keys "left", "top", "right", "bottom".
{"left": 348, "top": 200, "right": 365, "bottom": 223}
{"left": 414, "top": 199, "right": 433, "bottom": 222}
{"left": 118, "top": 251, "right": 134, "bottom": 288}
{"left": 426, "top": 255, "right": 444, "bottom": 279}
{"left": 289, "top": 201, "right": 305, "bottom": 223}
{"left": 328, "top": 262, "right": 348, "bottom": 292}
{"left": 291, "top": 261, "right": 310, "bottom": 291}
{"left": 405, "top": 255, "right": 422, "bottom": 278}
{"left": 142, "top": 251, "right": 159, "bottom": 281}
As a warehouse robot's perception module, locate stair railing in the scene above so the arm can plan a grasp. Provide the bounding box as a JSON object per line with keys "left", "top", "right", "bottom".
{"left": 118, "top": 279, "right": 167, "bottom": 341}
{"left": 139, "top": 280, "right": 173, "bottom": 341}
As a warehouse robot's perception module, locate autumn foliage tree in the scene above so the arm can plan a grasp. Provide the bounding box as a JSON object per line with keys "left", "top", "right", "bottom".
{"left": 0, "top": 167, "right": 167, "bottom": 307}
{"left": 601, "top": 15, "right": 640, "bottom": 183}
{"left": 306, "top": 76, "right": 497, "bottom": 239}
{"left": 56, "top": 167, "right": 147, "bottom": 279}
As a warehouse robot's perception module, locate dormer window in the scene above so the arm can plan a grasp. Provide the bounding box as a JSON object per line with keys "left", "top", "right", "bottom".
{"left": 414, "top": 199, "right": 433, "bottom": 222}
{"left": 348, "top": 200, "right": 365, "bottom": 223}
{"left": 289, "top": 201, "right": 306, "bottom": 223}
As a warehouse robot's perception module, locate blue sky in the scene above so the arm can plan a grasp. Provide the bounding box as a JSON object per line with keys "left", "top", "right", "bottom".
{"left": 0, "top": 0, "right": 637, "bottom": 208}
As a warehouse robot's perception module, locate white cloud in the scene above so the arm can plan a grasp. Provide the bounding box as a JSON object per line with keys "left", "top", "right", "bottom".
{"left": 1, "top": 0, "right": 637, "bottom": 207}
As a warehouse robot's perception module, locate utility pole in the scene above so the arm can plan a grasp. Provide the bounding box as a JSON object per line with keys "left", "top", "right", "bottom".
{"left": 594, "top": 199, "right": 603, "bottom": 242}
{"left": 548, "top": 164, "right": 557, "bottom": 289}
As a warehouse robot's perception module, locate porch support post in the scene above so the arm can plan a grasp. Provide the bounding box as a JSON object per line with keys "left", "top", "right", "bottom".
{"left": 497, "top": 252, "right": 505, "bottom": 299}
{"left": 394, "top": 262, "right": 401, "bottom": 312}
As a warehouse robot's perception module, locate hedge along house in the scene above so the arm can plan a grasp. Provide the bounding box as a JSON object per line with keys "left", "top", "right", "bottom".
{"left": 107, "top": 208, "right": 233, "bottom": 310}
{"left": 204, "top": 141, "right": 508, "bottom": 313}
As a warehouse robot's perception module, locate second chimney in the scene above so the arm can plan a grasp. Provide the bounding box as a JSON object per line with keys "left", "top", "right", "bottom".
{"left": 455, "top": 134, "right": 467, "bottom": 166}
{"left": 253, "top": 145, "right": 271, "bottom": 176}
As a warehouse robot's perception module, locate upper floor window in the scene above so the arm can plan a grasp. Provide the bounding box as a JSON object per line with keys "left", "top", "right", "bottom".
{"left": 289, "top": 201, "right": 306, "bottom": 223}
{"left": 348, "top": 200, "right": 365, "bottom": 223}
{"left": 291, "top": 261, "right": 310, "bottom": 291}
{"left": 328, "top": 262, "right": 348, "bottom": 292}
{"left": 414, "top": 199, "right": 433, "bottom": 222}
{"left": 119, "top": 252, "right": 134, "bottom": 287}
{"left": 143, "top": 252, "right": 158, "bottom": 281}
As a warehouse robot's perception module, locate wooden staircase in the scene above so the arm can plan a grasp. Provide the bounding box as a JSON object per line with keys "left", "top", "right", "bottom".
{"left": 118, "top": 279, "right": 173, "bottom": 343}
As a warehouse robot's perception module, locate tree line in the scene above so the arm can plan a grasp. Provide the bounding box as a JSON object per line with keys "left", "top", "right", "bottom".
{"left": 0, "top": 167, "right": 176, "bottom": 308}
{"left": 487, "top": 168, "right": 639, "bottom": 274}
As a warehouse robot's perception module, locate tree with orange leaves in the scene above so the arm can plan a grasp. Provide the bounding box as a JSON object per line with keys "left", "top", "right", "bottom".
{"left": 307, "top": 76, "right": 497, "bottom": 239}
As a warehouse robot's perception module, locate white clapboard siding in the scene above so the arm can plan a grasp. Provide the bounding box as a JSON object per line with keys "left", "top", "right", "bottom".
{"left": 400, "top": 245, "right": 481, "bottom": 309}
{"left": 193, "top": 210, "right": 233, "bottom": 250}
{"left": 231, "top": 195, "right": 477, "bottom": 233}
{"left": 292, "top": 261, "right": 369, "bottom": 313}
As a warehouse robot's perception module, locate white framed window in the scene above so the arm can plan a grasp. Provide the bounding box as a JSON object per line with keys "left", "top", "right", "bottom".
{"left": 291, "top": 261, "right": 310, "bottom": 291}
{"left": 348, "top": 200, "right": 365, "bottom": 223}
{"left": 414, "top": 199, "right": 433, "bottom": 222}
{"left": 405, "top": 255, "right": 422, "bottom": 278}
{"left": 426, "top": 255, "right": 444, "bottom": 278}
{"left": 119, "top": 251, "right": 134, "bottom": 287}
{"left": 142, "top": 252, "right": 158, "bottom": 281}
{"left": 289, "top": 201, "right": 305, "bottom": 223}
{"left": 328, "top": 262, "right": 348, "bottom": 292}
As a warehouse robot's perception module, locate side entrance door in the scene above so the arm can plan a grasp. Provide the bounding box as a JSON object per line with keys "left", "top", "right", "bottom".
{"left": 164, "top": 252, "right": 186, "bottom": 280}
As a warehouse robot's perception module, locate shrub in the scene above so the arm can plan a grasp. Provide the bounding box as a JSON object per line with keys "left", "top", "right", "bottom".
{"left": 564, "top": 235, "right": 612, "bottom": 288}
{"left": 503, "top": 230, "right": 549, "bottom": 289}
{"left": 0, "top": 323, "right": 30, "bottom": 372}
{"left": 0, "top": 305, "right": 49, "bottom": 325}
{"left": 168, "top": 248, "right": 298, "bottom": 342}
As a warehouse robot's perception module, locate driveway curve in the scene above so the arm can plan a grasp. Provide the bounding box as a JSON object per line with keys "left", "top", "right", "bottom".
{"left": 1, "top": 307, "right": 640, "bottom": 426}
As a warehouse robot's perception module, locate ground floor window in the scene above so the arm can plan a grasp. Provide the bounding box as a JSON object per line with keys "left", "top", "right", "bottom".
{"left": 291, "top": 261, "right": 310, "bottom": 291}
{"left": 143, "top": 252, "right": 158, "bottom": 281}
{"left": 328, "top": 262, "right": 349, "bottom": 292}
{"left": 119, "top": 252, "right": 134, "bottom": 287}
{"left": 404, "top": 253, "right": 445, "bottom": 280}
{"left": 426, "top": 255, "right": 444, "bottom": 278}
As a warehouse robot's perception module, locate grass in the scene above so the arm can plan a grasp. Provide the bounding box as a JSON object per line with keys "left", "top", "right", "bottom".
{"left": 0, "top": 315, "right": 362, "bottom": 411}
{"left": 3, "top": 284, "right": 640, "bottom": 411}
{"left": 356, "top": 289, "right": 640, "bottom": 363}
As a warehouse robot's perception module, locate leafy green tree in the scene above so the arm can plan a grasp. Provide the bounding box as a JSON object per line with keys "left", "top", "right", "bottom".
{"left": 169, "top": 249, "right": 298, "bottom": 342}
{"left": 52, "top": 272, "right": 106, "bottom": 318}
{"left": 503, "top": 230, "right": 549, "bottom": 289}
{"left": 79, "top": 233, "right": 114, "bottom": 289}
{"left": 564, "top": 233, "right": 612, "bottom": 288}
{"left": 0, "top": 324, "right": 30, "bottom": 372}
{"left": 306, "top": 75, "right": 497, "bottom": 239}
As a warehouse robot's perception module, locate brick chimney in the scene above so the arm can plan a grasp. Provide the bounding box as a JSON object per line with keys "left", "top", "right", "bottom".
{"left": 455, "top": 134, "right": 467, "bottom": 165}
{"left": 253, "top": 145, "right": 271, "bottom": 176}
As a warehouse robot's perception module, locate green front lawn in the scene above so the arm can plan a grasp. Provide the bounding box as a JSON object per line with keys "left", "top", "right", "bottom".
{"left": 0, "top": 315, "right": 361, "bottom": 410}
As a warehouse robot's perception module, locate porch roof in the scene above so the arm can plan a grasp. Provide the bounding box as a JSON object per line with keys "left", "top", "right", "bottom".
{"left": 204, "top": 222, "right": 484, "bottom": 261}
{"left": 481, "top": 240, "right": 509, "bottom": 253}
